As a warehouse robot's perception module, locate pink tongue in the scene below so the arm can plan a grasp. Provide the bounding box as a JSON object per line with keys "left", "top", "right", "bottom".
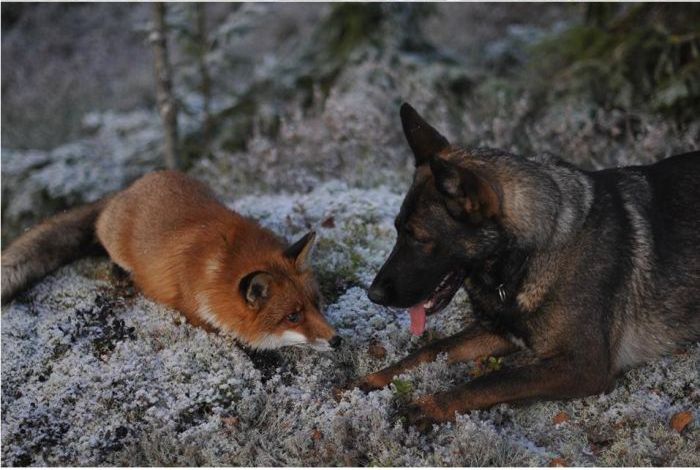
{"left": 409, "top": 304, "right": 427, "bottom": 336}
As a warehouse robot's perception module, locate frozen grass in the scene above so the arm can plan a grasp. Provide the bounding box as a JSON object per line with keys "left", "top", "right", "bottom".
{"left": 2, "top": 182, "right": 698, "bottom": 466}
{"left": 2, "top": 4, "right": 699, "bottom": 466}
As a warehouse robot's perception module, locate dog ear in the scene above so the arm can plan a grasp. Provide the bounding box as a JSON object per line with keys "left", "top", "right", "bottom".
{"left": 240, "top": 271, "right": 273, "bottom": 309}
{"left": 283, "top": 231, "right": 316, "bottom": 271}
{"left": 400, "top": 103, "right": 450, "bottom": 166}
{"left": 430, "top": 155, "right": 500, "bottom": 220}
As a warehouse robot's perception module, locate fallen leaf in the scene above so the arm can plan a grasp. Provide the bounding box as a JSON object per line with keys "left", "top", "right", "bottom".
{"left": 311, "top": 429, "right": 322, "bottom": 441}
{"left": 553, "top": 411, "right": 570, "bottom": 425}
{"left": 612, "top": 419, "right": 626, "bottom": 430}
{"left": 549, "top": 457, "right": 567, "bottom": 467}
{"left": 331, "top": 386, "right": 345, "bottom": 403}
{"left": 670, "top": 411, "right": 693, "bottom": 433}
{"left": 368, "top": 340, "right": 387, "bottom": 359}
{"left": 470, "top": 355, "right": 504, "bottom": 377}
{"left": 391, "top": 379, "right": 413, "bottom": 398}
{"left": 321, "top": 216, "right": 335, "bottom": 228}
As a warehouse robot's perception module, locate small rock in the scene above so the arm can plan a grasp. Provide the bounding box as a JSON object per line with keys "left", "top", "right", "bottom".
{"left": 549, "top": 457, "right": 567, "bottom": 467}
{"left": 670, "top": 411, "right": 693, "bottom": 433}
{"left": 115, "top": 426, "right": 128, "bottom": 439}
{"left": 587, "top": 426, "right": 614, "bottom": 447}
{"left": 222, "top": 416, "right": 239, "bottom": 427}
{"left": 368, "top": 339, "right": 387, "bottom": 359}
{"left": 369, "top": 316, "right": 386, "bottom": 329}
{"left": 553, "top": 411, "right": 570, "bottom": 425}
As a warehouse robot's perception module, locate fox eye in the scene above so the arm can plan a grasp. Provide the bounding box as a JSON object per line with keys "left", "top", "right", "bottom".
{"left": 286, "top": 311, "right": 301, "bottom": 323}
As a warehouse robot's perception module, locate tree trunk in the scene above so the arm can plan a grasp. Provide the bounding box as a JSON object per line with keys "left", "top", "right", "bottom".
{"left": 195, "top": 3, "right": 212, "bottom": 153}
{"left": 150, "top": 2, "right": 180, "bottom": 170}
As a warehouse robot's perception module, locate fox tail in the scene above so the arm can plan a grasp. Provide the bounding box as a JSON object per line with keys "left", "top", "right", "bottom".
{"left": 1, "top": 197, "right": 111, "bottom": 303}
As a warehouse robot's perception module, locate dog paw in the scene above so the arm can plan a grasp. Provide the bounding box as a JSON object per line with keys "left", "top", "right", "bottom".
{"left": 354, "top": 373, "right": 391, "bottom": 393}
{"left": 396, "top": 396, "right": 451, "bottom": 432}
{"left": 395, "top": 402, "right": 436, "bottom": 433}
{"left": 332, "top": 375, "right": 385, "bottom": 402}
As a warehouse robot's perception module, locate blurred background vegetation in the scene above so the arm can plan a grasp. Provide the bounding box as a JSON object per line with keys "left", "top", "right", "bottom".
{"left": 2, "top": 3, "right": 699, "bottom": 244}
{"left": 531, "top": 3, "right": 700, "bottom": 123}
{"left": 3, "top": 3, "right": 698, "bottom": 151}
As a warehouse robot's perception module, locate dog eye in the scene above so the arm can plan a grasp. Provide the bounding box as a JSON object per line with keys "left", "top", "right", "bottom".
{"left": 286, "top": 311, "right": 301, "bottom": 323}
{"left": 407, "top": 230, "right": 430, "bottom": 244}
{"left": 413, "top": 234, "right": 431, "bottom": 244}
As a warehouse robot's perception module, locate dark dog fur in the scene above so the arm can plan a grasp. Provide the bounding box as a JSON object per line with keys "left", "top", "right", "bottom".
{"left": 360, "top": 103, "right": 700, "bottom": 429}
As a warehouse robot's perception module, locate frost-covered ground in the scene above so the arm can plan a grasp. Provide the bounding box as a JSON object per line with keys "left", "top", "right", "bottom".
{"left": 2, "top": 3, "right": 699, "bottom": 467}
{"left": 2, "top": 181, "right": 699, "bottom": 466}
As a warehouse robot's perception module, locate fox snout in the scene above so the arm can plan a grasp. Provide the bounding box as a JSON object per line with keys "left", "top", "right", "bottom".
{"left": 254, "top": 308, "right": 342, "bottom": 351}
{"left": 302, "top": 312, "right": 342, "bottom": 351}
{"left": 312, "top": 332, "right": 343, "bottom": 351}
{"left": 254, "top": 328, "right": 341, "bottom": 352}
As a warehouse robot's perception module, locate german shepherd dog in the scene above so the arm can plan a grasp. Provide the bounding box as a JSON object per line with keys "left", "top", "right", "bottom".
{"left": 359, "top": 103, "right": 700, "bottom": 429}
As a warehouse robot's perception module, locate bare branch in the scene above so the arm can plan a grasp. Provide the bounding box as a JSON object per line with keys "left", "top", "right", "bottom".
{"left": 195, "top": 3, "right": 212, "bottom": 153}
{"left": 150, "top": 2, "right": 180, "bottom": 170}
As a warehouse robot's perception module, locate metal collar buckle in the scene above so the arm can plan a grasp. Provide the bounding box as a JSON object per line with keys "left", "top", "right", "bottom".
{"left": 497, "top": 284, "right": 507, "bottom": 303}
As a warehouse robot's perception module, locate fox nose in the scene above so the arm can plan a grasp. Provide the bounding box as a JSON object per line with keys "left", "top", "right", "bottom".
{"left": 367, "top": 284, "right": 387, "bottom": 305}
{"left": 329, "top": 335, "right": 342, "bottom": 349}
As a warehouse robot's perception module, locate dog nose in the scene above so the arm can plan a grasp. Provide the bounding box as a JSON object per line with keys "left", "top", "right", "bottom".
{"left": 367, "top": 282, "right": 389, "bottom": 305}
{"left": 367, "top": 284, "right": 387, "bottom": 304}
{"left": 329, "top": 335, "right": 342, "bottom": 349}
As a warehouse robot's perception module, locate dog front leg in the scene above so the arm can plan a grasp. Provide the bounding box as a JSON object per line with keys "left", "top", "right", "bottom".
{"left": 402, "top": 356, "right": 610, "bottom": 429}
{"left": 356, "top": 326, "right": 516, "bottom": 392}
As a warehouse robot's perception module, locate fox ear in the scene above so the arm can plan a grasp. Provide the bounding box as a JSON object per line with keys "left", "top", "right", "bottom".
{"left": 400, "top": 102, "right": 450, "bottom": 166}
{"left": 240, "top": 271, "right": 273, "bottom": 309}
{"left": 430, "top": 155, "right": 500, "bottom": 220}
{"left": 283, "top": 231, "right": 316, "bottom": 271}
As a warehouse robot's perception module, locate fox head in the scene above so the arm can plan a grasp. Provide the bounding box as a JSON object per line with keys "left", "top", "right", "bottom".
{"left": 202, "top": 230, "right": 341, "bottom": 351}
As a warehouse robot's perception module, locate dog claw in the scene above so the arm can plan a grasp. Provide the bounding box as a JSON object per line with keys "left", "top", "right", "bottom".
{"left": 332, "top": 376, "right": 385, "bottom": 403}
{"left": 357, "top": 380, "right": 383, "bottom": 393}
{"left": 396, "top": 401, "right": 438, "bottom": 433}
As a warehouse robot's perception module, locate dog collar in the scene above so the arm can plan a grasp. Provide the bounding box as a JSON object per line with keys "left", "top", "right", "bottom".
{"left": 473, "top": 251, "right": 529, "bottom": 305}
{"left": 497, "top": 284, "right": 507, "bottom": 303}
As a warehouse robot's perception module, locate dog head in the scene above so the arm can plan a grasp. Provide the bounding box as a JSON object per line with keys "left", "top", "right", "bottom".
{"left": 368, "top": 103, "right": 510, "bottom": 334}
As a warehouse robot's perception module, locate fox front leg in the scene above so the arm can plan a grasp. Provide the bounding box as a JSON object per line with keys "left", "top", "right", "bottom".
{"left": 400, "top": 355, "right": 612, "bottom": 431}
{"left": 356, "top": 326, "right": 516, "bottom": 392}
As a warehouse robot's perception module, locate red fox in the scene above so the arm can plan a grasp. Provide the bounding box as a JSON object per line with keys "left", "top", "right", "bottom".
{"left": 1, "top": 171, "right": 341, "bottom": 351}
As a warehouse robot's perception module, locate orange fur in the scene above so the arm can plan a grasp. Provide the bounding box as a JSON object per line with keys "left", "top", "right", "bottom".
{"left": 95, "top": 171, "right": 336, "bottom": 349}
